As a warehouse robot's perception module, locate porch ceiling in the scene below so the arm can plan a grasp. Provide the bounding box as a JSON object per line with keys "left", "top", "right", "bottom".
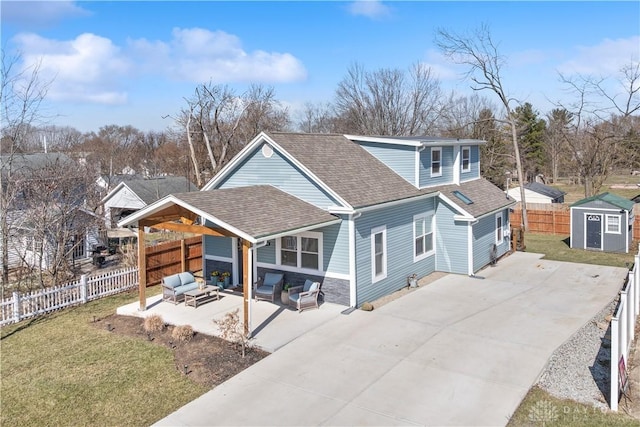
{"left": 119, "top": 185, "right": 340, "bottom": 243}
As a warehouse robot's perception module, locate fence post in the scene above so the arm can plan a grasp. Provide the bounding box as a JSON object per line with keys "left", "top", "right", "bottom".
{"left": 80, "top": 274, "right": 88, "bottom": 303}
{"left": 629, "top": 272, "right": 635, "bottom": 344}
{"left": 611, "top": 315, "right": 619, "bottom": 411}
{"left": 12, "top": 291, "right": 20, "bottom": 324}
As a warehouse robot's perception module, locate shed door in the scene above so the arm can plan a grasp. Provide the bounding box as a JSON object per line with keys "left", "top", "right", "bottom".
{"left": 586, "top": 214, "right": 602, "bottom": 249}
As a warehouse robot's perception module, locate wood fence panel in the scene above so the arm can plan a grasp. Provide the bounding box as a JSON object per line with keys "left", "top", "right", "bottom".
{"left": 144, "top": 236, "right": 202, "bottom": 286}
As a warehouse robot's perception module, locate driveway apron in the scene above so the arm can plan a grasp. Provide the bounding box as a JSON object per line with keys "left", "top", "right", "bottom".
{"left": 154, "top": 252, "right": 627, "bottom": 426}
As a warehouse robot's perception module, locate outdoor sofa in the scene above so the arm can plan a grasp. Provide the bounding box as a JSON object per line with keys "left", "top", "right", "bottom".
{"left": 162, "top": 272, "right": 199, "bottom": 304}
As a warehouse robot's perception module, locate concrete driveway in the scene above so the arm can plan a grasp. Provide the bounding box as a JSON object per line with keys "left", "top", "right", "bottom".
{"left": 154, "top": 252, "right": 628, "bottom": 426}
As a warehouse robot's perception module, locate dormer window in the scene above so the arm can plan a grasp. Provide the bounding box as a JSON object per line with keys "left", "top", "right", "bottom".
{"left": 461, "top": 146, "right": 470, "bottom": 173}
{"left": 431, "top": 148, "right": 442, "bottom": 177}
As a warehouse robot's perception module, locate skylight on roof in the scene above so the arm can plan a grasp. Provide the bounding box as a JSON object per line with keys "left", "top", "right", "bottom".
{"left": 453, "top": 190, "right": 474, "bottom": 205}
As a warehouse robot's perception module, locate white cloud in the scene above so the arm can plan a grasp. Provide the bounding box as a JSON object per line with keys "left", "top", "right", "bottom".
{"left": 557, "top": 36, "right": 640, "bottom": 76}
{"left": 10, "top": 27, "right": 307, "bottom": 106}
{"left": 158, "top": 27, "right": 308, "bottom": 83}
{"left": 14, "top": 32, "right": 130, "bottom": 104}
{"left": 347, "top": 1, "right": 391, "bottom": 19}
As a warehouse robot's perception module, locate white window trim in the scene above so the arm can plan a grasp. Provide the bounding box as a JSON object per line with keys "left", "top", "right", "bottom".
{"left": 413, "top": 213, "right": 435, "bottom": 262}
{"left": 495, "top": 213, "right": 504, "bottom": 245}
{"left": 371, "top": 225, "right": 387, "bottom": 283}
{"left": 605, "top": 214, "right": 621, "bottom": 234}
{"left": 461, "top": 146, "right": 471, "bottom": 173}
{"left": 275, "top": 231, "right": 323, "bottom": 272}
{"left": 431, "top": 147, "right": 442, "bottom": 177}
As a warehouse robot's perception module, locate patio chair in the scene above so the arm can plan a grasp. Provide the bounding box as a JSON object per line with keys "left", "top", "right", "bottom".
{"left": 253, "top": 272, "right": 284, "bottom": 303}
{"left": 288, "top": 280, "right": 321, "bottom": 312}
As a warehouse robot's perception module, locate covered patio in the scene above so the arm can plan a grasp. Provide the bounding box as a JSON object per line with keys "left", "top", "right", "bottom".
{"left": 116, "top": 289, "right": 345, "bottom": 352}
{"left": 118, "top": 185, "right": 345, "bottom": 342}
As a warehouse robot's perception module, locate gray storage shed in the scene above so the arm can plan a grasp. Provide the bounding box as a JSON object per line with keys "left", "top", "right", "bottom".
{"left": 570, "top": 192, "right": 635, "bottom": 253}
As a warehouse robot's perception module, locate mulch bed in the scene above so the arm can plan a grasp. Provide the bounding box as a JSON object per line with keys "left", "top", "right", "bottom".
{"left": 92, "top": 314, "right": 269, "bottom": 389}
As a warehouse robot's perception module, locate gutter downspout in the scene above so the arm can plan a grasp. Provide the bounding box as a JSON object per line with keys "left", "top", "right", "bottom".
{"left": 349, "top": 212, "right": 361, "bottom": 307}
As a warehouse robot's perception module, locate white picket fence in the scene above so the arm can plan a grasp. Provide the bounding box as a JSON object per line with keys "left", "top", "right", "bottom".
{"left": 610, "top": 244, "right": 640, "bottom": 411}
{"left": 0, "top": 267, "right": 138, "bottom": 327}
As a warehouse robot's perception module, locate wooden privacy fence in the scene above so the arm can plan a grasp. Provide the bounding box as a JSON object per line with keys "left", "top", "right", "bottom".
{"left": 144, "top": 236, "right": 202, "bottom": 287}
{"left": 511, "top": 203, "right": 640, "bottom": 240}
{"left": 0, "top": 267, "right": 138, "bottom": 327}
{"left": 610, "top": 244, "right": 640, "bottom": 411}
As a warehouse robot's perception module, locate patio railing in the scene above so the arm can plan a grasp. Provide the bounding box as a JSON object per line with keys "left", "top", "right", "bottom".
{"left": 0, "top": 267, "right": 138, "bottom": 327}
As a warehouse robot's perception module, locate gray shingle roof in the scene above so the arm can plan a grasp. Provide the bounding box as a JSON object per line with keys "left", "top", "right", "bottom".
{"left": 436, "top": 179, "right": 516, "bottom": 218}
{"left": 524, "top": 182, "right": 565, "bottom": 200}
{"left": 267, "top": 132, "right": 422, "bottom": 208}
{"left": 172, "top": 185, "right": 339, "bottom": 239}
{"left": 126, "top": 177, "right": 197, "bottom": 205}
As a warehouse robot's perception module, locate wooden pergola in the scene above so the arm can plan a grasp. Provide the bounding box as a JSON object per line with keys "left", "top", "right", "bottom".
{"left": 119, "top": 186, "right": 341, "bottom": 337}
{"left": 134, "top": 203, "right": 253, "bottom": 333}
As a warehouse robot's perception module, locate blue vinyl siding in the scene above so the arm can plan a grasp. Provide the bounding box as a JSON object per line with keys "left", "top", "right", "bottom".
{"left": 419, "top": 146, "right": 454, "bottom": 187}
{"left": 472, "top": 211, "right": 509, "bottom": 271}
{"left": 216, "top": 143, "right": 340, "bottom": 208}
{"left": 204, "top": 235, "right": 233, "bottom": 258}
{"left": 357, "top": 141, "right": 416, "bottom": 184}
{"left": 461, "top": 145, "right": 480, "bottom": 182}
{"left": 355, "top": 197, "right": 436, "bottom": 306}
{"left": 571, "top": 206, "right": 630, "bottom": 253}
{"left": 320, "top": 218, "right": 350, "bottom": 275}
{"left": 257, "top": 240, "right": 276, "bottom": 264}
{"left": 435, "top": 201, "right": 468, "bottom": 274}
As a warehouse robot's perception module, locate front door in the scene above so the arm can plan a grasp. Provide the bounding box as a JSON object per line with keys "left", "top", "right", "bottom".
{"left": 586, "top": 214, "right": 602, "bottom": 249}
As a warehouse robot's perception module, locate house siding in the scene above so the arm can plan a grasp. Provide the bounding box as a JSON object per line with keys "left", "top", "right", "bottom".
{"left": 204, "top": 234, "right": 233, "bottom": 259}
{"left": 461, "top": 145, "right": 480, "bottom": 182}
{"left": 420, "top": 146, "right": 454, "bottom": 187}
{"left": 355, "top": 197, "right": 436, "bottom": 306}
{"left": 435, "top": 201, "right": 468, "bottom": 274}
{"left": 216, "top": 143, "right": 340, "bottom": 208}
{"left": 472, "top": 210, "right": 509, "bottom": 272}
{"left": 357, "top": 141, "right": 416, "bottom": 185}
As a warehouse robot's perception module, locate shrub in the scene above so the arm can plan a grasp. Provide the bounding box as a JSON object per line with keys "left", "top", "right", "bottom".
{"left": 360, "top": 302, "right": 374, "bottom": 311}
{"left": 172, "top": 325, "right": 194, "bottom": 342}
{"left": 213, "top": 308, "right": 252, "bottom": 357}
{"left": 143, "top": 314, "right": 165, "bottom": 333}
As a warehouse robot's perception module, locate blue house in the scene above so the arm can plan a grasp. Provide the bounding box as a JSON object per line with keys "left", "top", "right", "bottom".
{"left": 121, "top": 132, "right": 515, "bottom": 312}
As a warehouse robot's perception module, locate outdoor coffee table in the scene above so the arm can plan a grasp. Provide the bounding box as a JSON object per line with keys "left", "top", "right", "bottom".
{"left": 184, "top": 285, "right": 219, "bottom": 308}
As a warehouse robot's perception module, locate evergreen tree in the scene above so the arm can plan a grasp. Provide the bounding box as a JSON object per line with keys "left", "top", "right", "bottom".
{"left": 473, "top": 108, "right": 511, "bottom": 188}
{"left": 514, "top": 103, "right": 546, "bottom": 182}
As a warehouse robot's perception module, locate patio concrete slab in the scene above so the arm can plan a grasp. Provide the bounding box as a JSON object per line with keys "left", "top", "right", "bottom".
{"left": 153, "top": 252, "right": 628, "bottom": 426}
{"left": 116, "top": 290, "right": 345, "bottom": 352}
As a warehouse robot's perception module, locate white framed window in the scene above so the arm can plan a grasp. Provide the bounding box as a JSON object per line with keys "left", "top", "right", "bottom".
{"left": 431, "top": 147, "right": 442, "bottom": 177}
{"left": 414, "top": 213, "right": 434, "bottom": 261}
{"left": 371, "top": 226, "right": 387, "bottom": 283}
{"left": 276, "top": 232, "right": 322, "bottom": 271}
{"left": 605, "top": 214, "right": 621, "bottom": 234}
{"left": 495, "top": 213, "right": 504, "bottom": 245}
{"left": 461, "top": 146, "right": 471, "bottom": 173}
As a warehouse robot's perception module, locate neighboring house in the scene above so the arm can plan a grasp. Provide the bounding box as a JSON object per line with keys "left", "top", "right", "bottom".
{"left": 0, "top": 153, "right": 100, "bottom": 270}
{"left": 101, "top": 176, "right": 197, "bottom": 228}
{"left": 570, "top": 192, "right": 635, "bottom": 253}
{"left": 121, "top": 132, "right": 515, "bottom": 309}
{"left": 506, "top": 182, "right": 566, "bottom": 204}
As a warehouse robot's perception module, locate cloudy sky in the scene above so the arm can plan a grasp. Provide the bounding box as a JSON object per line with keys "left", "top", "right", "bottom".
{"left": 2, "top": 1, "right": 638, "bottom": 133}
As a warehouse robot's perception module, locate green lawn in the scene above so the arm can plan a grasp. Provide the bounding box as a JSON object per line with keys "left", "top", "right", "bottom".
{"left": 0, "top": 287, "right": 207, "bottom": 427}
{"left": 508, "top": 387, "right": 639, "bottom": 427}
{"left": 524, "top": 232, "right": 637, "bottom": 269}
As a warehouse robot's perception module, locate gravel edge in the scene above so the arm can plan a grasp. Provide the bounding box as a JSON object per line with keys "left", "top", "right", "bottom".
{"left": 536, "top": 298, "right": 618, "bottom": 410}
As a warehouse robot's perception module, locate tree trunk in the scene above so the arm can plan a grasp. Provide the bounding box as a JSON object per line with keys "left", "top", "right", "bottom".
{"left": 510, "top": 118, "right": 528, "bottom": 231}
{"left": 185, "top": 114, "right": 202, "bottom": 187}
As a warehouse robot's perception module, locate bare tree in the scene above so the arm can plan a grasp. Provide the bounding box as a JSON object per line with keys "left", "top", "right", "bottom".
{"left": 334, "top": 62, "right": 443, "bottom": 136}
{"left": 436, "top": 24, "right": 528, "bottom": 230}
{"left": 297, "top": 102, "right": 339, "bottom": 133}
{"left": 1, "top": 50, "right": 53, "bottom": 293}
{"left": 545, "top": 108, "right": 573, "bottom": 183}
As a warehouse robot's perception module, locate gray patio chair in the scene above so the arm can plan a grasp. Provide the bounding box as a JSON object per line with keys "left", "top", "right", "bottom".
{"left": 253, "top": 272, "right": 284, "bottom": 303}
{"left": 288, "top": 280, "right": 321, "bottom": 312}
